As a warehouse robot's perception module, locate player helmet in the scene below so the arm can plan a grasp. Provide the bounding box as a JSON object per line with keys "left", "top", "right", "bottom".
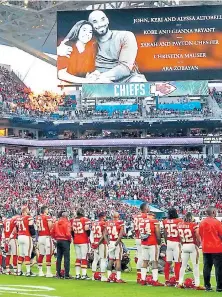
{"left": 94, "top": 272, "right": 101, "bottom": 281}
{"left": 169, "top": 276, "right": 177, "bottom": 286}
{"left": 109, "top": 272, "right": 117, "bottom": 282}
{"left": 184, "top": 278, "right": 195, "bottom": 288}
{"left": 146, "top": 274, "right": 153, "bottom": 285}
{"left": 134, "top": 257, "right": 138, "bottom": 264}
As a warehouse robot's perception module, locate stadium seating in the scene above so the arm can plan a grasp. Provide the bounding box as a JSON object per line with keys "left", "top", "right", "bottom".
{"left": 0, "top": 154, "right": 74, "bottom": 172}
{"left": 0, "top": 152, "right": 221, "bottom": 219}
{"left": 0, "top": 65, "right": 222, "bottom": 219}
{"left": 0, "top": 66, "right": 213, "bottom": 121}
{"left": 79, "top": 155, "right": 212, "bottom": 172}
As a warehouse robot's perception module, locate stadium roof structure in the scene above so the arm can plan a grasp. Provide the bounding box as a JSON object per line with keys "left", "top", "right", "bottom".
{"left": 0, "top": 0, "right": 221, "bottom": 66}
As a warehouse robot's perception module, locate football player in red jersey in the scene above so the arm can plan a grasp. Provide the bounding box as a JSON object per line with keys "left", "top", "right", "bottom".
{"left": 2, "top": 215, "right": 18, "bottom": 274}
{"left": 9, "top": 206, "right": 36, "bottom": 276}
{"left": 133, "top": 203, "right": 154, "bottom": 283}
{"left": 177, "top": 212, "right": 204, "bottom": 290}
{"left": 36, "top": 206, "right": 53, "bottom": 278}
{"left": 107, "top": 212, "right": 125, "bottom": 283}
{"left": 163, "top": 208, "right": 183, "bottom": 285}
{"left": 140, "top": 215, "right": 163, "bottom": 286}
{"left": 71, "top": 208, "right": 91, "bottom": 280}
{"left": 91, "top": 212, "right": 108, "bottom": 282}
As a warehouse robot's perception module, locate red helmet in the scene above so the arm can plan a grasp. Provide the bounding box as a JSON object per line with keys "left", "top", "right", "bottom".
{"left": 109, "top": 272, "right": 117, "bottom": 282}
{"left": 134, "top": 257, "right": 138, "bottom": 264}
{"left": 56, "top": 269, "right": 65, "bottom": 277}
{"left": 146, "top": 274, "right": 153, "bottom": 285}
{"left": 169, "top": 276, "right": 177, "bottom": 286}
{"left": 91, "top": 243, "right": 99, "bottom": 250}
{"left": 94, "top": 272, "right": 101, "bottom": 281}
{"left": 184, "top": 278, "right": 195, "bottom": 288}
{"left": 60, "top": 270, "right": 65, "bottom": 277}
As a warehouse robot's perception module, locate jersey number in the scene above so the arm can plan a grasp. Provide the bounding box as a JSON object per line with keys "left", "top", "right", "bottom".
{"left": 165, "top": 223, "right": 178, "bottom": 238}
{"left": 17, "top": 220, "right": 26, "bottom": 231}
{"left": 92, "top": 225, "right": 102, "bottom": 238}
{"left": 107, "top": 226, "right": 118, "bottom": 239}
{"left": 36, "top": 219, "right": 45, "bottom": 231}
{"left": 139, "top": 222, "right": 151, "bottom": 235}
{"left": 5, "top": 221, "right": 11, "bottom": 233}
{"left": 179, "top": 229, "right": 193, "bottom": 243}
{"left": 73, "top": 222, "right": 84, "bottom": 234}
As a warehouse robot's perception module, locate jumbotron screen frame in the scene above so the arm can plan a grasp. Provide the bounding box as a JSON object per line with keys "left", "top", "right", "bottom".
{"left": 57, "top": 5, "right": 222, "bottom": 86}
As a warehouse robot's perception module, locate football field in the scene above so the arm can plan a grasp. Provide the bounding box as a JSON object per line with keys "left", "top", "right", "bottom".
{"left": 0, "top": 239, "right": 217, "bottom": 297}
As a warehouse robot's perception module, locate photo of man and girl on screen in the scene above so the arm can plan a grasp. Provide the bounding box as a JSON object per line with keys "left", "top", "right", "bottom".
{"left": 57, "top": 10, "right": 147, "bottom": 85}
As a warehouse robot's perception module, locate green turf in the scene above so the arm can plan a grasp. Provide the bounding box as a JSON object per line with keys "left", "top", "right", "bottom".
{"left": 0, "top": 239, "right": 217, "bottom": 297}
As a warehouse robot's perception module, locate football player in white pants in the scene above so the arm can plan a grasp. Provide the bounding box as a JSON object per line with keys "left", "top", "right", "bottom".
{"left": 91, "top": 212, "right": 108, "bottom": 282}
{"left": 36, "top": 206, "right": 53, "bottom": 277}
{"left": 71, "top": 209, "right": 91, "bottom": 280}
{"left": 3, "top": 216, "right": 18, "bottom": 274}
{"left": 177, "top": 212, "right": 204, "bottom": 290}
{"left": 9, "top": 207, "right": 36, "bottom": 277}
{"left": 107, "top": 212, "right": 125, "bottom": 283}
{"left": 163, "top": 208, "right": 182, "bottom": 284}
{"left": 133, "top": 203, "right": 153, "bottom": 283}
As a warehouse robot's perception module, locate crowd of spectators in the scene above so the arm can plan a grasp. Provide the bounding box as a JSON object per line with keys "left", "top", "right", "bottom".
{"left": 93, "top": 170, "right": 222, "bottom": 215}
{"left": 0, "top": 154, "right": 74, "bottom": 172}
{"left": 0, "top": 66, "right": 29, "bottom": 103}
{"left": 10, "top": 127, "right": 219, "bottom": 141}
{"left": 1, "top": 92, "right": 65, "bottom": 115}
{"left": 0, "top": 164, "right": 222, "bottom": 219}
{"left": 0, "top": 66, "right": 66, "bottom": 114}
{"left": 38, "top": 129, "right": 222, "bottom": 141}
{"left": 23, "top": 92, "right": 65, "bottom": 113}
{"left": 81, "top": 148, "right": 202, "bottom": 156}
{"left": 1, "top": 151, "right": 220, "bottom": 174}
{"left": 0, "top": 149, "right": 221, "bottom": 219}
{"left": 144, "top": 171, "right": 222, "bottom": 215}
{"left": 0, "top": 171, "right": 138, "bottom": 220}
{"left": 147, "top": 148, "right": 202, "bottom": 155}
{"left": 1, "top": 102, "right": 141, "bottom": 121}
{"left": 67, "top": 108, "right": 141, "bottom": 120}
{"left": 146, "top": 106, "right": 213, "bottom": 118}
{"left": 2, "top": 102, "right": 212, "bottom": 121}
{"left": 79, "top": 154, "right": 213, "bottom": 172}
{"left": 0, "top": 66, "right": 214, "bottom": 121}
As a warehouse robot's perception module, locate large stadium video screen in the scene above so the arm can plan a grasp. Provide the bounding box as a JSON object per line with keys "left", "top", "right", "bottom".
{"left": 57, "top": 5, "right": 222, "bottom": 85}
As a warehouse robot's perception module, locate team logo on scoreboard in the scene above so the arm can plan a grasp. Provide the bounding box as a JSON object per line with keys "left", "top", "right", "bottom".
{"left": 150, "top": 82, "right": 177, "bottom": 96}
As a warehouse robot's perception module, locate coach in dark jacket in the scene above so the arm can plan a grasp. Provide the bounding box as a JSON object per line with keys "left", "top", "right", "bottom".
{"left": 51, "top": 210, "right": 72, "bottom": 279}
